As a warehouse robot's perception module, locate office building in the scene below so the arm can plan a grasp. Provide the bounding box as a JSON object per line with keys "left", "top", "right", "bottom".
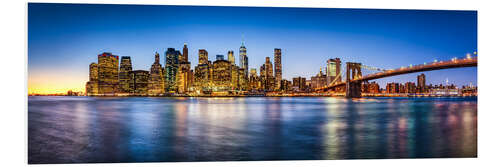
{"left": 118, "top": 56, "right": 132, "bottom": 93}
{"left": 165, "top": 48, "right": 179, "bottom": 92}
{"left": 148, "top": 52, "right": 165, "bottom": 95}
{"left": 274, "top": 48, "right": 282, "bottom": 90}
{"left": 239, "top": 40, "right": 248, "bottom": 79}
{"left": 327, "top": 58, "right": 341, "bottom": 84}
{"left": 130, "top": 70, "right": 150, "bottom": 95}
{"left": 97, "top": 52, "right": 119, "bottom": 95}
{"left": 228, "top": 50, "right": 235, "bottom": 65}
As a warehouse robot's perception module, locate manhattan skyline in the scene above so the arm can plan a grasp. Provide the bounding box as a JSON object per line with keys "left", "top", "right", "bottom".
{"left": 28, "top": 3, "right": 477, "bottom": 94}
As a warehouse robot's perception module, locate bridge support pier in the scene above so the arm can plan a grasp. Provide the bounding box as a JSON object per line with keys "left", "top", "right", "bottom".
{"left": 346, "top": 62, "right": 362, "bottom": 98}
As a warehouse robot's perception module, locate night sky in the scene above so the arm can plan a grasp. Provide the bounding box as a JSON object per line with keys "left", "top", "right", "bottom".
{"left": 28, "top": 3, "right": 477, "bottom": 94}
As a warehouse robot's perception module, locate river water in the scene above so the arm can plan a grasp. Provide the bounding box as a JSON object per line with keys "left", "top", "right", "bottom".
{"left": 28, "top": 96, "right": 477, "bottom": 163}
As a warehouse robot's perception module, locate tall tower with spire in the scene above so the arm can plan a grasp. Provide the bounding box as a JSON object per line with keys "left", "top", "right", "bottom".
{"left": 239, "top": 35, "right": 248, "bottom": 78}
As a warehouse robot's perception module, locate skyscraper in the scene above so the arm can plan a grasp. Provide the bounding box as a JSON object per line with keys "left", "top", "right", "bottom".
{"left": 85, "top": 63, "right": 99, "bottom": 96}
{"left": 182, "top": 43, "right": 189, "bottom": 63}
{"left": 148, "top": 52, "right": 165, "bottom": 95}
{"left": 97, "top": 52, "right": 119, "bottom": 95}
{"left": 212, "top": 59, "right": 232, "bottom": 92}
{"left": 118, "top": 56, "right": 132, "bottom": 93}
{"left": 165, "top": 48, "right": 179, "bottom": 92}
{"left": 417, "top": 73, "right": 426, "bottom": 93}
{"left": 130, "top": 70, "right": 150, "bottom": 95}
{"left": 264, "top": 57, "right": 275, "bottom": 91}
{"left": 239, "top": 39, "right": 248, "bottom": 79}
{"left": 327, "top": 58, "right": 341, "bottom": 84}
{"left": 228, "top": 50, "right": 235, "bottom": 65}
{"left": 274, "top": 48, "right": 282, "bottom": 90}
{"left": 199, "top": 49, "right": 208, "bottom": 65}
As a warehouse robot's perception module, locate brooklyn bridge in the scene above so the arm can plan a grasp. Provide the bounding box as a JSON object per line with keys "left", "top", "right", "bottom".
{"left": 315, "top": 55, "right": 478, "bottom": 98}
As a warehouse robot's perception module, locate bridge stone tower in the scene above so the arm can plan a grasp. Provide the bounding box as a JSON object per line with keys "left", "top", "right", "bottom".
{"left": 346, "top": 62, "right": 362, "bottom": 98}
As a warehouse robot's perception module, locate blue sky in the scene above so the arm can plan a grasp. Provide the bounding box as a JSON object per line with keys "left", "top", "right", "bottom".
{"left": 28, "top": 3, "right": 477, "bottom": 93}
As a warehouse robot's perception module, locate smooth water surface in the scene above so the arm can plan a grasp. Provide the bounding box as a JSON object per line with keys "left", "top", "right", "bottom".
{"left": 28, "top": 96, "right": 477, "bottom": 163}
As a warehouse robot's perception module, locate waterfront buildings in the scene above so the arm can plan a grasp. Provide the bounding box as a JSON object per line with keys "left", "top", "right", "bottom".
{"left": 362, "top": 81, "right": 380, "bottom": 93}
{"left": 83, "top": 43, "right": 475, "bottom": 97}
{"left": 404, "top": 82, "right": 417, "bottom": 94}
{"left": 292, "top": 77, "right": 307, "bottom": 92}
{"left": 386, "top": 82, "right": 400, "bottom": 93}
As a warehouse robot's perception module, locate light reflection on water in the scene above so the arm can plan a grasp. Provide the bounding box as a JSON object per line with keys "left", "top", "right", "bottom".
{"left": 28, "top": 96, "right": 477, "bottom": 163}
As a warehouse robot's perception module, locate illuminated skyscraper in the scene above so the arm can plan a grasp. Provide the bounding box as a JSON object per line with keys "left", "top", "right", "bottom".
{"left": 194, "top": 64, "right": 210, "bottom": 91}
{"left": 264, "top": 57, "right": 275, "bottom": 91}
{"left": 182, "top": 43, "right": 189, "bottom": 63}
{"left": 212, "top": 59, "right": 232, "bottom": 92}
{"left": 199, "top": 49, "right": 208, "bottom": 65}
{"left": 274, "top": 48, "right": 282, "bottom": 90}
{"left": 249, "top": 68, "right": 260, "bottom": 91}
{"left": 148, "top": 52, "right": 165, "bottom": 95}
{"left": 239, "top": 39, "right": 248, "bottom": 79}
{"left": 165, "top": 48, "right": 179, "bottom": 92}
{"left": 238, "top": 68, "right": 247, "bottom": 90}
{"left": 327, "top": 58, "right": 341, "bottom": 84}
{"left": 231, "top": 64, "right": 239, "bottom": 90}
{"left": 97, "top": 52, "right": 119, "bottom": 95}
{"left": 118, "top": 56, "right": 132, "bottom": 93}
{"left": 130, "top": 70, "right": 150, "bottom": 95}
{"left": 228, "top": 50, "right": 235, "bottom": 65}
{"left": 177, "top": 60, "right": 192, "bottom": 94}
{"left": 85, "top": 63, "right": 99, "bottom": 96}
{"left": 311, "top": 68, "right": 327, "bottom": 89}
{"left": 417, "top": 73, "right": 426, "bottom": 93}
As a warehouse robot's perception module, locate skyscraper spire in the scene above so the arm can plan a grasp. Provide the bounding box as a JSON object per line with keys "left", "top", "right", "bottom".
{"left": 241, "top": 34, "right": 245, "bottom": 46}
